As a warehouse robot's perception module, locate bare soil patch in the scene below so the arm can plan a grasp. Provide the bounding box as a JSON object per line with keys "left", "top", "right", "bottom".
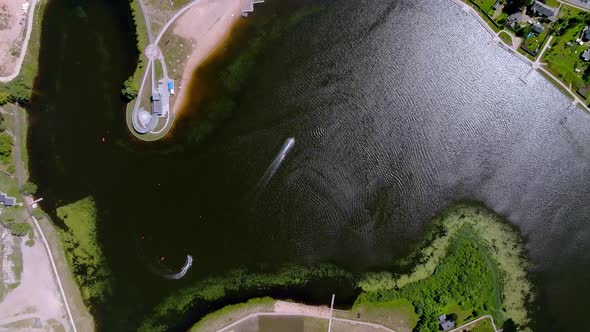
{"left": 0, "top": 0, "right": 28, "bottom": 76}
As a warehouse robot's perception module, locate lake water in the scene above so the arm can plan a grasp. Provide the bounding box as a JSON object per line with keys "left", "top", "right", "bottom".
{"left": 28, "top": 0, "right": 590, "bottom": 330}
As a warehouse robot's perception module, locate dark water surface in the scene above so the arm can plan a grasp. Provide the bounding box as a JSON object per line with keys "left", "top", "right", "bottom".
{"left": 29, "top": 0, "right": 590, "bottom": 330}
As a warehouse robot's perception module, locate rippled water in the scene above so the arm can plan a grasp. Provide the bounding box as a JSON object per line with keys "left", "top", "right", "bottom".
{"left": 29, "top": 0, "right": 590, "bottom": 330}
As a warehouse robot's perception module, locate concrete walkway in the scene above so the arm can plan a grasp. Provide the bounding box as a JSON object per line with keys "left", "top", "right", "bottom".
{"left": 448, "top": 315, "right": 499, "bottom": 332}
{"left": 0, "top": 0, "right": 39, "bottom": 83}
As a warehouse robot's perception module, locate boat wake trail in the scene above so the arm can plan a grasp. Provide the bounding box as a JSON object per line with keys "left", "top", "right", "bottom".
{"left": 254, "top": 137, "right": 295, "bottom": 194}
{"left": 135, "top": 235, "right": 194, "bottom": 280}
{"left": 162, "top": 255, "right": 193, "bottom": 280}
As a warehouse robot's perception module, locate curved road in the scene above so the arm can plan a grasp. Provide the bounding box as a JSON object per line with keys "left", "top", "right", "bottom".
{"left": 217, "top": 312, "right": 397, "bottom": 332}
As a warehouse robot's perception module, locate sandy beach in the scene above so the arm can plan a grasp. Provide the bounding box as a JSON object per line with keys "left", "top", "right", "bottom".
{"left": 0, "top": 0, "right": 29, "bottom": 76}
{"left": 170, "top": 0, "right": 243, "bottom": 114}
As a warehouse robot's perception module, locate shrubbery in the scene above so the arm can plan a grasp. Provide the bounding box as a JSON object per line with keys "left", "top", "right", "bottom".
{"left": 20, "top": 181, "right": 38, "bottom": 195}
{"left": 121, "top": 77, "right": 139, "bottom": 101}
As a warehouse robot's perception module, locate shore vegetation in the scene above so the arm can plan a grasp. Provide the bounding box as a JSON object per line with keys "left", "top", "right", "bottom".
{"left": 356, "top": 203, "right": 533, "bottom": 331}
{"left": 56, "top": 196, "right": 111, "bottom": 305}
{"left": 144, "top": 203, "right": 533, "bottom": 332}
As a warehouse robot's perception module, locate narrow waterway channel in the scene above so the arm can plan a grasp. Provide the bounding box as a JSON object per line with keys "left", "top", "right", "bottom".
{"left": 27, "top": 0, "right": 590, "bottom": 330}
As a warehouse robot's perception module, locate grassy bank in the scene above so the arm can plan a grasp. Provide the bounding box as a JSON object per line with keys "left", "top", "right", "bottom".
{"left": 139, "top": 264, "right": 352, "bottom": 331}
{"left": 0, "top": 0, "right": 46, "bottom": 103}
{"left": 56, "top": 196, "right": 111, "bottom": 305}
{"left": 144, "top": 203, "right": 533, "bottom": 332}
{"left": 127, "top": 0, "right": 149, "bottom": 89}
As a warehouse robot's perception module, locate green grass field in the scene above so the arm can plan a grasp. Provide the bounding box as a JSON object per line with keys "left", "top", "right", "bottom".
{"left": 543, "top": 6, "right": 589, "bottom": 91}
{"left": 499, "top": 31, "right": 512, "bottom": 45}
{"left": 472, "top": 0, "right": 496, "bottom": 12}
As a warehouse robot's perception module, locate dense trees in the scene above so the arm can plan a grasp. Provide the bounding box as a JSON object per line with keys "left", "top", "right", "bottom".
{"left": 0, "top": 132, "right": 12, "bottom": 164}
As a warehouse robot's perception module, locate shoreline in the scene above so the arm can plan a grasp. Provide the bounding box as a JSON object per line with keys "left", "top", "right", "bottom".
{"left": 125, "top": 0, "right": 249, "bottom": 141}
{"left": 454, "top": 0, "right": 590, "bottom": 112}
{"left": 170, "top": 0, "right": 242, "bottom": 115}
{"left": 0, "top": 0, "right": 95, "bottom": 329}
{"left": 140, "top": 202, "right": 533, "bottom": 331}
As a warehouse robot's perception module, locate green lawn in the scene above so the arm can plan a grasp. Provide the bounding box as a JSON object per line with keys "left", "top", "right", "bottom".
{"left": 521, "top": 30, "right": 548, "bottom": 56}
{"left": 348, "top": 299, "right": 419, "bottom": 331}
{"left": 471, "top": 318, "right": 495, "bottom": 332}
{"left": 544, "top": 0, "right": 560, "bottom": 7}
{"left": 543, "top": 13, "right": 588, "bottom": 90}
{"left": 499, "top": 31, "right": 512, "bottom": 45}
{"left": 472, "top": 0, "right": 496, "bottom": 12}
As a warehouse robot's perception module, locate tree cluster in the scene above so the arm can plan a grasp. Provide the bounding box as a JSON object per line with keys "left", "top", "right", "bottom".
{"left": 121, "top": 77, "right": 139, "bottom": 101}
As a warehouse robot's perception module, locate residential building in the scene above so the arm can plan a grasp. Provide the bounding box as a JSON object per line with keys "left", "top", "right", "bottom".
{"left": 532, "top": 22, "right": 545, "bottom": 34}
{"left": 530, "top": 1, "right": 559, "bottom": 21}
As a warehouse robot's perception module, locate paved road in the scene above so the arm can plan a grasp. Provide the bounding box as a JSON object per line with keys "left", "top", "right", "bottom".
{"left": 217, "top": 312, "right": 397, "bottom": 332}
{"left": 12, "top": 107, "right": 78, "bottom": 332}
{"left": 0, "top": 0, "right": 39, "bottom": 83}
{"left": 448, "top": 314, "right": 498, "bottom": 332}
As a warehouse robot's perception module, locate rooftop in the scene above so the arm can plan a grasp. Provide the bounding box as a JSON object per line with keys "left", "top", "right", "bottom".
{"left": 530, "top": 1, "right": 559, "bottom": 21}
{"left": 441, "top": 320, "right": 456, "bottom": 331}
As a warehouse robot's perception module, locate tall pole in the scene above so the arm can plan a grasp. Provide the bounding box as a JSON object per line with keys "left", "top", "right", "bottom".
{"left": 328, "top": 294, "right": 335, "bottom": 332}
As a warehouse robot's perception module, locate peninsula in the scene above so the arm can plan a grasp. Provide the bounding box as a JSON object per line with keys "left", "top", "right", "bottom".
{"left": 125, "top": 0, "right": 264, "bottom": 141}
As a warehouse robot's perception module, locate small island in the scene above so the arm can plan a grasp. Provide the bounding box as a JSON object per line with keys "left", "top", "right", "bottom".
{"left": 123, "top": 0, "right": 265, "bottom": 141}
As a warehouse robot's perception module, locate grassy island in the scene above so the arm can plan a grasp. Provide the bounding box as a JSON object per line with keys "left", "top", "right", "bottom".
{"left": 142, "top": 203, "right": 533, "bottom": 332}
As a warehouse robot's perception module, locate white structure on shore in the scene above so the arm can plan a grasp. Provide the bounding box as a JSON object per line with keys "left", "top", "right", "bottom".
{"left": 241, "top": 0, "right": 264, "bottom": 17}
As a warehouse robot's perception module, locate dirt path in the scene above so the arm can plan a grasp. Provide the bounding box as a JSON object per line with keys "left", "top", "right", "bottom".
{"left": 1, "top": 106, "right": 79, "bottom": 332}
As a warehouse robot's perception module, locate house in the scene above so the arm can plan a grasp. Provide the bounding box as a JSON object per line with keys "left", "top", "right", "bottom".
{"left": 530, "top": 1, "right": 559, "bottom": 21}
{"left": 583, "top": 26, "right": 590, "bottom": 41}
{"left": 532, "top": 22, "right": 545, "bottom": 34}
{"left": 0, "top": 193, "right": 6, "bottom": 204}
{"left": 508, "top": 12, "right": 523, "bottom": 28}
{"left": 438, "top": 314, "right": 456, "bottom": 332}
{"left": 4, "top": 197, "right": 16, "bottom": 207}
{"left": 441, "top": 320, "right": 456, "bottom": 331}
{"left": 581, "top": 49, "right": 590, "bottom": 61}
{"left": 152, "top": 92, "right": 162, "bottom": 116}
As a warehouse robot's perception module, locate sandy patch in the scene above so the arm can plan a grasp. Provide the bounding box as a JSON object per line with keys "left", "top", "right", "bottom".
{"left": 274, "top": 300, "right": 332, "bottom": 319}
{"left": 0, "top": 238, "right": 68, "bottom": 330}
{"left": 0, "top": 0, "right": 29, "bottom": 76}
{"left": 170, "top": 0, "right": 242, "bottom": 114}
